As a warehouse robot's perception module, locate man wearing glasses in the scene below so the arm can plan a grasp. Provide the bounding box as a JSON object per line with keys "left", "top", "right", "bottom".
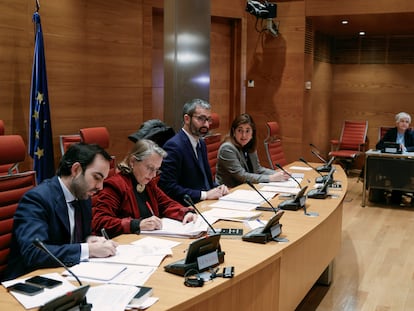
{"left": 159, "top": 98, "right": 229, "bottom": 206}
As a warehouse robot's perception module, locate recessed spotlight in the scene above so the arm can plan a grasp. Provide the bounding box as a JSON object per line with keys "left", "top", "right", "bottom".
{"left": 341, "top": 20, "right": 349, "bottom": 25}
{"left": 359, "top": 31, "right": 366, "bottom": 36}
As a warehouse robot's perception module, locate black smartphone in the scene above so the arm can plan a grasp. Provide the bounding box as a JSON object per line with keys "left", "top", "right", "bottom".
{"left": 25, "top": 276, "right": 63, "bottom": 289}
{"left": 7, "top": 282, "right": 44, "bottom": 296}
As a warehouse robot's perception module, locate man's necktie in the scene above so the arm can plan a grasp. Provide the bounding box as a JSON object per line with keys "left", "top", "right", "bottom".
{"left": 71, "top": 200, "right": 83, "bottom": 243}
{"left": 197, "top": 142, "right": 210, "bottom": 190}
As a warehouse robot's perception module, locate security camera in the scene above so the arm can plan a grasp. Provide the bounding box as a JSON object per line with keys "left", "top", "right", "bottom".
{"left": 246, "top": 1, "right": 279, "bottom": 37}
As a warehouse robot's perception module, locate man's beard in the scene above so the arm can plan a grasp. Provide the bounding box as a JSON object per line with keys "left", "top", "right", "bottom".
{"left": 189, "top": 121, "right": 209, "bottom": 137}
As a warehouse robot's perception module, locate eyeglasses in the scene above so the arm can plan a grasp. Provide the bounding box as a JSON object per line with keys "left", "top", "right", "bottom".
{"left": 192, "top": 114, "right": 213, "bottom": 124}
{"left": 144, "top": 164, "right": 162, "bottom": 176}
{"left": 133, "top": 156, "right": 162, "bottom": 175}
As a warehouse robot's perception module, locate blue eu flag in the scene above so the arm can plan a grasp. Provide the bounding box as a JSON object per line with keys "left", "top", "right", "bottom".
{"left": 29, "top": 12, "right": 55, "bottom": 183}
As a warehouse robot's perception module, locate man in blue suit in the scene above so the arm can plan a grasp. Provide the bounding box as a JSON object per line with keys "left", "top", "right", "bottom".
{"left": 4, "top": 143, "right": 118, "bottom": 280}
{"left": 159, "top": 98, "right": 229, "bottom": 206}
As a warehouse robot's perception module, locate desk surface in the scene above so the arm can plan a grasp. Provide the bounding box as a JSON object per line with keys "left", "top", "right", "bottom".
{"left": 0, "top": 162, "right": 347, "bottom": 311}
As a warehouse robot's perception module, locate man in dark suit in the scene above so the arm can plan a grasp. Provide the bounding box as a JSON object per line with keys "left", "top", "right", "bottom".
{"left": 159, "top": 98, "right": 229, "bottom": 205}
{"left": 4, "top": 143, "right": 118, "bottom": 280}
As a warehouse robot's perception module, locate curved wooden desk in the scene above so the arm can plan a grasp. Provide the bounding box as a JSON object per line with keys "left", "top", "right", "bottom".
{"left": 0, "top": 162, "right": 346, "bottom": 311}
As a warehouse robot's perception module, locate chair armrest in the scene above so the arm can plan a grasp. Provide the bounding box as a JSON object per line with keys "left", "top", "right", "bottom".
{"left": 330, "top": 139, "right": 339, "bottom": 151}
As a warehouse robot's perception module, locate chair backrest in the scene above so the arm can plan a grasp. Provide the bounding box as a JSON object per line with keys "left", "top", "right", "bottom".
{"left": 378, "top": 126, "right": 393, "bottom": 141}
{"left": 264, "top": 121, "right": 287, "bottom": 169}
{"left": 203, "top": 112, "right": 221, "bottom": 179}
{"left": 0, "top": 120, "right": 4, "bottom": 135}
{"left": 0, "top": 171, "right": 37, "bottom": 280}
{"left": 59, "top": 134, "right": 82, "bottom": 156}
{"left": 0, "top": 135, "right": 26, "bottom": 175}
{"left": 337, "top": 120, "right": 368, "bottom": 150}
{"left": 79, "top": 127, "right": 110, "bottom": 149}
{"left": 79, "top": 127, "right": 116, "bottom": 178}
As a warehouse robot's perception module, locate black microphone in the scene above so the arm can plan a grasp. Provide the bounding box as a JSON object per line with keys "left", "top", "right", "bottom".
{"left": 311, "top": 149, "right": 327, "bottom": 164}
{"left": 274, "top": 163, "right": 308, "bottom": 211}
{"left": 183, "top": 194, "right": 217, "bottom": 234}
{"left": 33, "top": 238, "right": 92, "bottom": 311}
{"left": 274, "top": 163, "right": 302, "bottom": 188}
{"left": 299, "top": 157, "right": 332, "bottom": 184}
{"left": 246, "top": 180, "right": 278, "bottom": 214}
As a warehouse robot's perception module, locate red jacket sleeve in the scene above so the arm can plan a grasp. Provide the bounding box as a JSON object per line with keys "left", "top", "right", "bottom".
{"left": 92, "top": 173, "right": 192, "bottom": 238}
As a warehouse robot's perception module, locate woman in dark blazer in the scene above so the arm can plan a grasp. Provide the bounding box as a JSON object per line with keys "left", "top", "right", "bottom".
{"left": 376, "top": 112, "right": 414, "bottom": 152}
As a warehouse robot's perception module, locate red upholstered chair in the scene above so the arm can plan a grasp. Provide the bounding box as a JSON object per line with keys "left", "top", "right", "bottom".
{"left": 264, "top": 121, "right": 287, "bottom": 169}
{"left": 0, "top": 135, "right": 27, "bottom": 175}
{"left": 59, "top": 134, "right": 82, "bottom": 156}
{"left": 378, "top": 126, "right": 393, "bottom": 141}
{"left": 0, "top": 120, "right": 4, "bottom": 135}
{"left": 79, "top": 127, "right": 117, "bottom": 177}
{"left": 329, "top": 120, "right": 368, "bottom": 174}
{"left": 0, "top": 135, "right": 37, "bottom": 280}
{"left": 203, "top": 112, "right": 222, "bottom": 179}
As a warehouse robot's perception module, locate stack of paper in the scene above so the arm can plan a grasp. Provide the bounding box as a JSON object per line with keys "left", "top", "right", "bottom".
{"left": 140, "top": 217, "right": 208, "bottom": 238}
{"left": 219, "top": 189, "right": 276, "bottom": 204}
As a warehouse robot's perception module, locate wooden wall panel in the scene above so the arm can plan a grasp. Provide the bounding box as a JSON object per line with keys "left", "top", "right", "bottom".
{"left": 306, "top": 0, "right": 414, "bottom": 15}
{"left": 246, "top": 1, "right": 306, "bottom": 165}
{"left": 331, "top": 64, "right": 414, "bottom": 151}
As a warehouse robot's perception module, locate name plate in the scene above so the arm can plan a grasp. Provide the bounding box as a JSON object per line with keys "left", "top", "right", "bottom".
{"left": 197, "top": 251, "right": 219, "bottom": 270}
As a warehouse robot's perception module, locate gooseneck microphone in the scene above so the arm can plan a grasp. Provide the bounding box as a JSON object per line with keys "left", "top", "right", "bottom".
{"left": 299, "top": 157, "right": 331, "bottom": 184}
{"left": 33, "top": 238, "right": 83, "bottom": 286}
{"left": 183, "top": 194, "right": 216, "bottom": 234}
{"left": 33, "top": 238, "right": 92, "bottom": 311}
{"left": 274, "top": 163, "right": 302, "bottom": 188}
{"left": 246, "top": 180, "right": 278, "bottom": 214}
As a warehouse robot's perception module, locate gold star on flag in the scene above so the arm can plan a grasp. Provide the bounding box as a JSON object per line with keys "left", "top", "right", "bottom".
{"left": 35, "top": 147, "right": 44, "bottom": 159}
{"left": 36, "top": 92, "right": 44, "bottom": 103}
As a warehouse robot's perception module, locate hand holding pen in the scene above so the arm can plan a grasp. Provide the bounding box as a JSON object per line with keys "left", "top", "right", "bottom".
{"left": 139, "top": 201, "right": 162, "bottom": 230}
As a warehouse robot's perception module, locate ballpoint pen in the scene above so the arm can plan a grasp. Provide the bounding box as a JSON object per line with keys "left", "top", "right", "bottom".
{"left": 146, "top": 201, "right": 155, "bottom": 216}
{"left": 101, "top": 228, "right": 110, "bottom": 240}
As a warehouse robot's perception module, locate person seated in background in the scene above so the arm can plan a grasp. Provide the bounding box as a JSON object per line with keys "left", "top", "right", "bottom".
{"left": 158, "top": 98, "right": 229, "bottom": 205}
{"left": 376, "top": 111, "right": 414, "bottom": 153}
{"left": 215, "top": 113, "right": 289, "bottom": 188}
{"left": 92, "top": 139, "right": 197, "bottom": 238}
{"left": 375, "top": 112, "right": 414, "bottom": 206}
{"left": 4, "top": 143, "right": 118, "bottom": 281}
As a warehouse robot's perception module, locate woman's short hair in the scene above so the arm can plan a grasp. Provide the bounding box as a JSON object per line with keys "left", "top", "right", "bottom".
{"left": 229, "top": 113, "right": 257, "bottom": 152}
{"left": 395, "top": 112, "right": 411, "bottom": 124}
{"left": 118, "top": 139, "right": 167, "bottom": 174}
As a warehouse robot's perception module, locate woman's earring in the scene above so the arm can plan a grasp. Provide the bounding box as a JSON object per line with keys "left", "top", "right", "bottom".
{"left": 136, "top": 184, "right": 145, "bottom": 193}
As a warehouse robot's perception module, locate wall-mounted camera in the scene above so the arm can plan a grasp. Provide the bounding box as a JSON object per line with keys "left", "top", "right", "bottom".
{"left": 246, "top": 1, "right": 279, "bottom": 37}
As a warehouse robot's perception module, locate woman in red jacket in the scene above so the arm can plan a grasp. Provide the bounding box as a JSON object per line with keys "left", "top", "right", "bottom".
{"left": 92, "top": 139, "right": 196, "bottom": 238}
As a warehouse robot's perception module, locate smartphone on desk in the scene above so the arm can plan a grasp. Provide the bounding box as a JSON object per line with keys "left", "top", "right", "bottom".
{"left": 7, "top": 282, "right": 44, "bottom": 296}
{"left": 25, "top": 275, "right": 63, "bottom": 289}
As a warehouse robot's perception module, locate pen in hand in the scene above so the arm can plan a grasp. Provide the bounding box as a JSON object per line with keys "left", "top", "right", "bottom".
{"left": 101, "top": 228, "right": 110, "bottom": 240}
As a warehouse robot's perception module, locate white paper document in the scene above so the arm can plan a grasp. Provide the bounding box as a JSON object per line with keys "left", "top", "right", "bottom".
{"left": 86, "top": 284, "right": 139, "bottom": 311}
{"left": 203, "top": 208, "right": 261, "bottom": 222}
{"left": 208, "top": 199, "right": 259, "bottom": 211}
{"left": 219, "top": 189, "right": 276, "bottom": 204}
{"left": 90, "top": 244, "right": 170, "bottom": 267}
{"left": 260, "top": 178, "right": 302, "bottom": 188}
{"left": 140, "top": 217, "right": 208, "bottom": 238}
{"left": 62, "top": 262, "right": 127, "bottom": 282}
{"left": 259, "top": 186, "right": 301, "bottom": 194}
{"left": 2, "top": 273, "right": 76, "bottom": 310}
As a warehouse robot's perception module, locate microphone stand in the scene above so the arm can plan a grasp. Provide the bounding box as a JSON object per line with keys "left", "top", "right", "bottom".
{"left": 183, "top": 194, "right": 217, "bottom": 234}
{"left": 299, "top": 157, "right": 333, "bottom": 184}
{"left": 275, "top": 163, "right": 318, "bottom": 217}
{"left": 33, "top": 239, "right": 92, "bottom": 311}
{"left": 246, "top": 180, "right": 279, "bottom": 213}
